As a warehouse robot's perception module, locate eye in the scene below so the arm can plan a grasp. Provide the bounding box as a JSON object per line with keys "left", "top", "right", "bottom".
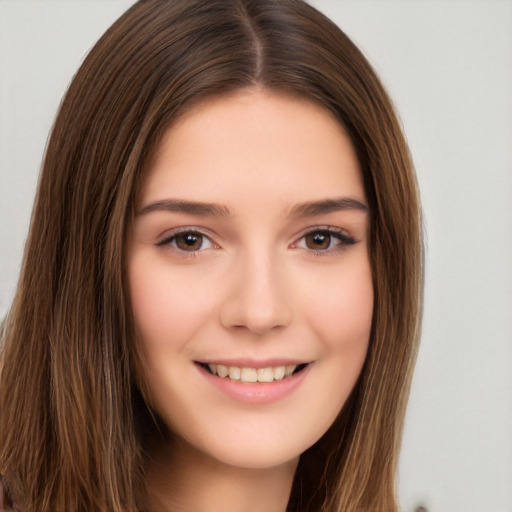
{"left": 295, "top": 228, "right": 355, "bottom": 252}
{"left": 157, "top": 230, "right": 213, "bottom": 252}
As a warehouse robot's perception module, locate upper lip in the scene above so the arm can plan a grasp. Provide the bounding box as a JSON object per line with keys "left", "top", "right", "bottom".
{"left": 194, "top": 358, "right": 310, "bottom": 368}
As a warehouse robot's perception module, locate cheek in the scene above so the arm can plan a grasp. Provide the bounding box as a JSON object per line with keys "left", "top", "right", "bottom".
{"left": 128, "top": 256, "right": 208, "bottom": 354}
{"left": 282, "top": 261, "right": 373, "bottom": 450}
{"left": 303, "top": 259, "right": 374, "bottom": 352}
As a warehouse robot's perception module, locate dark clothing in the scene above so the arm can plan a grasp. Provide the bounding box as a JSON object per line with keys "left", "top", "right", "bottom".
{"left": 0, "top": 475, "right": 19, "bottom": 512}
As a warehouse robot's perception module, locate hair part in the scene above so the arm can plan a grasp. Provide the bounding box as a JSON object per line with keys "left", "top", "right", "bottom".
{"left": 0, "top": 1, "right": 423, "bottom": 511}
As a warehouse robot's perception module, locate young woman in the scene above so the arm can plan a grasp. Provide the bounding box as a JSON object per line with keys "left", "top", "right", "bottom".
{"left": 0, "top": 1, "right": 423, "bottom": 511}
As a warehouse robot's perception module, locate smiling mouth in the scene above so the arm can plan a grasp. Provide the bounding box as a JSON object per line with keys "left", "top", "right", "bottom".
{"left": 196, "top": 362, "right": 309, "bottom": 383}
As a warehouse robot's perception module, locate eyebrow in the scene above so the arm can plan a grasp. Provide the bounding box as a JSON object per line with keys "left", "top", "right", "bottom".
{"left": 288, "top": 197, "right": 368, "bottom": 217}
{"left": 137, "top": 199, "right": 232, "bottom": 217}
{"left": 136, "top": 196, "right": 368, "bottom": 219}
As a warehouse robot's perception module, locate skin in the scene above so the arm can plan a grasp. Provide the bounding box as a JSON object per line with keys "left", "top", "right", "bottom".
{"left": 127, "top": 88, "right": 373, "bottom": 512}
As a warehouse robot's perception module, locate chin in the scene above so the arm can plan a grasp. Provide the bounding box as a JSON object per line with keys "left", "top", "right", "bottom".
{"left": 200, "top": 442, "right": 302, "bottom": 472}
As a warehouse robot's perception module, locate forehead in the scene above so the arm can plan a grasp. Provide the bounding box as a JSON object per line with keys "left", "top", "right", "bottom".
{"left": 141, "top": 89, "right": 365, "bottom": 211}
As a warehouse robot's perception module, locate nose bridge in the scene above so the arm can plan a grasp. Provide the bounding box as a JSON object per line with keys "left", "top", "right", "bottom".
{"left": 220, "top": 244, "right": 293, "bottom": 334}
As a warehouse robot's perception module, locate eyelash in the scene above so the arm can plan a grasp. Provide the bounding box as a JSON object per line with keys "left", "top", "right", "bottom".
{"left": 292, "top": 227, "right": 356, "bottom": 256}
{"left": 156, "top": 226, "right": 356, "bottom": 257}
{"left": 156, "top": 228, "right": 216, "bottom": 258}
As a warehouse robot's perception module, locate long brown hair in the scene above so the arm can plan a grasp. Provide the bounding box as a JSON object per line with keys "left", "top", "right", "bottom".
{"left": 0, "top": 1, "right": 423, "bottom": 510}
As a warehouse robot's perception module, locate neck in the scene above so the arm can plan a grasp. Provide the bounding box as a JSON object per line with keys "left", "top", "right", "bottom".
{"left": 141, "top": 436, "right": 297, "bottom": 512}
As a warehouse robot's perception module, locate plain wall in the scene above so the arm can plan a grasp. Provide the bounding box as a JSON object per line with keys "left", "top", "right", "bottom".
{"left": 1, "top": 1, "right": 511, "bottom": 511}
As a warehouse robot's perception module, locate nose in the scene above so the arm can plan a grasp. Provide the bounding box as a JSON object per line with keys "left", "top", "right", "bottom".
{"left": 219, "top": 251, "right": 293, "bottom": 335}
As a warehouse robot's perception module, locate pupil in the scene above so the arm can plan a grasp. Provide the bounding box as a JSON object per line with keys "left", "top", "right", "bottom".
{"left": 177, "top": 233, "right": 202, "bottom": 250}
{"left": 307, "top": 232, "right": 330, "bottom": 250}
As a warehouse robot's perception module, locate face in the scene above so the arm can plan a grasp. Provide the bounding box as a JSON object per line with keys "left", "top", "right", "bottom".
{"left": 127, "top": 89, "right": 373, "bottom": 471}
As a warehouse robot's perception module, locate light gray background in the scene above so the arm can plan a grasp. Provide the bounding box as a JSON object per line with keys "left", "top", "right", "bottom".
{"left": 1, "top": 1, "right": 511, "bottom": 511}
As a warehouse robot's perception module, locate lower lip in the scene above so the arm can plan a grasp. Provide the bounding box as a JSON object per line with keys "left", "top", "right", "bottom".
{"left": 197, "top": 364, "right": 311, "bottom": 405}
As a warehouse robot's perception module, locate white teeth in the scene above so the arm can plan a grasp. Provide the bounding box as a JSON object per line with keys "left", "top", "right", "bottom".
{"left": 217, "top": 364, "right": 228, "bottom": 378}
{"left": 205, "top": 363, "right": 298, "bottom": 382}
{"left": 257, "top": 367, "right": 274, "bottom": 383}
{"left": 228, "top": 366, "right": 241, "bottom": 380}
{"left": 273, "top": 366, "right": 285, "bottom": 380}
{"left": 241, "top": 367, "right": 258, "bottom": 383}
{"left": 285, "top": 365, "right": 296, "bottom": 377}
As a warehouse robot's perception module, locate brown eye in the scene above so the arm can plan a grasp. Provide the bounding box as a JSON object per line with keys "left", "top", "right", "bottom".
{"left": 156, "top": 230, "right": 214, "bottom": 252}
{"left": 295, "top": 228, "right": 355, "bottom": 253}
{"left": 304, "top": 231, "right": 332, "bottom": 250}
{"left": 175, "top": 232, "right": 205, "bottom": 251}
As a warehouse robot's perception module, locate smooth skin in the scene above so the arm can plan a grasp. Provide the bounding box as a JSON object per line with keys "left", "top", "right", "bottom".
{"left": 127, "top": 88, "right": 373, "bottom": 512}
